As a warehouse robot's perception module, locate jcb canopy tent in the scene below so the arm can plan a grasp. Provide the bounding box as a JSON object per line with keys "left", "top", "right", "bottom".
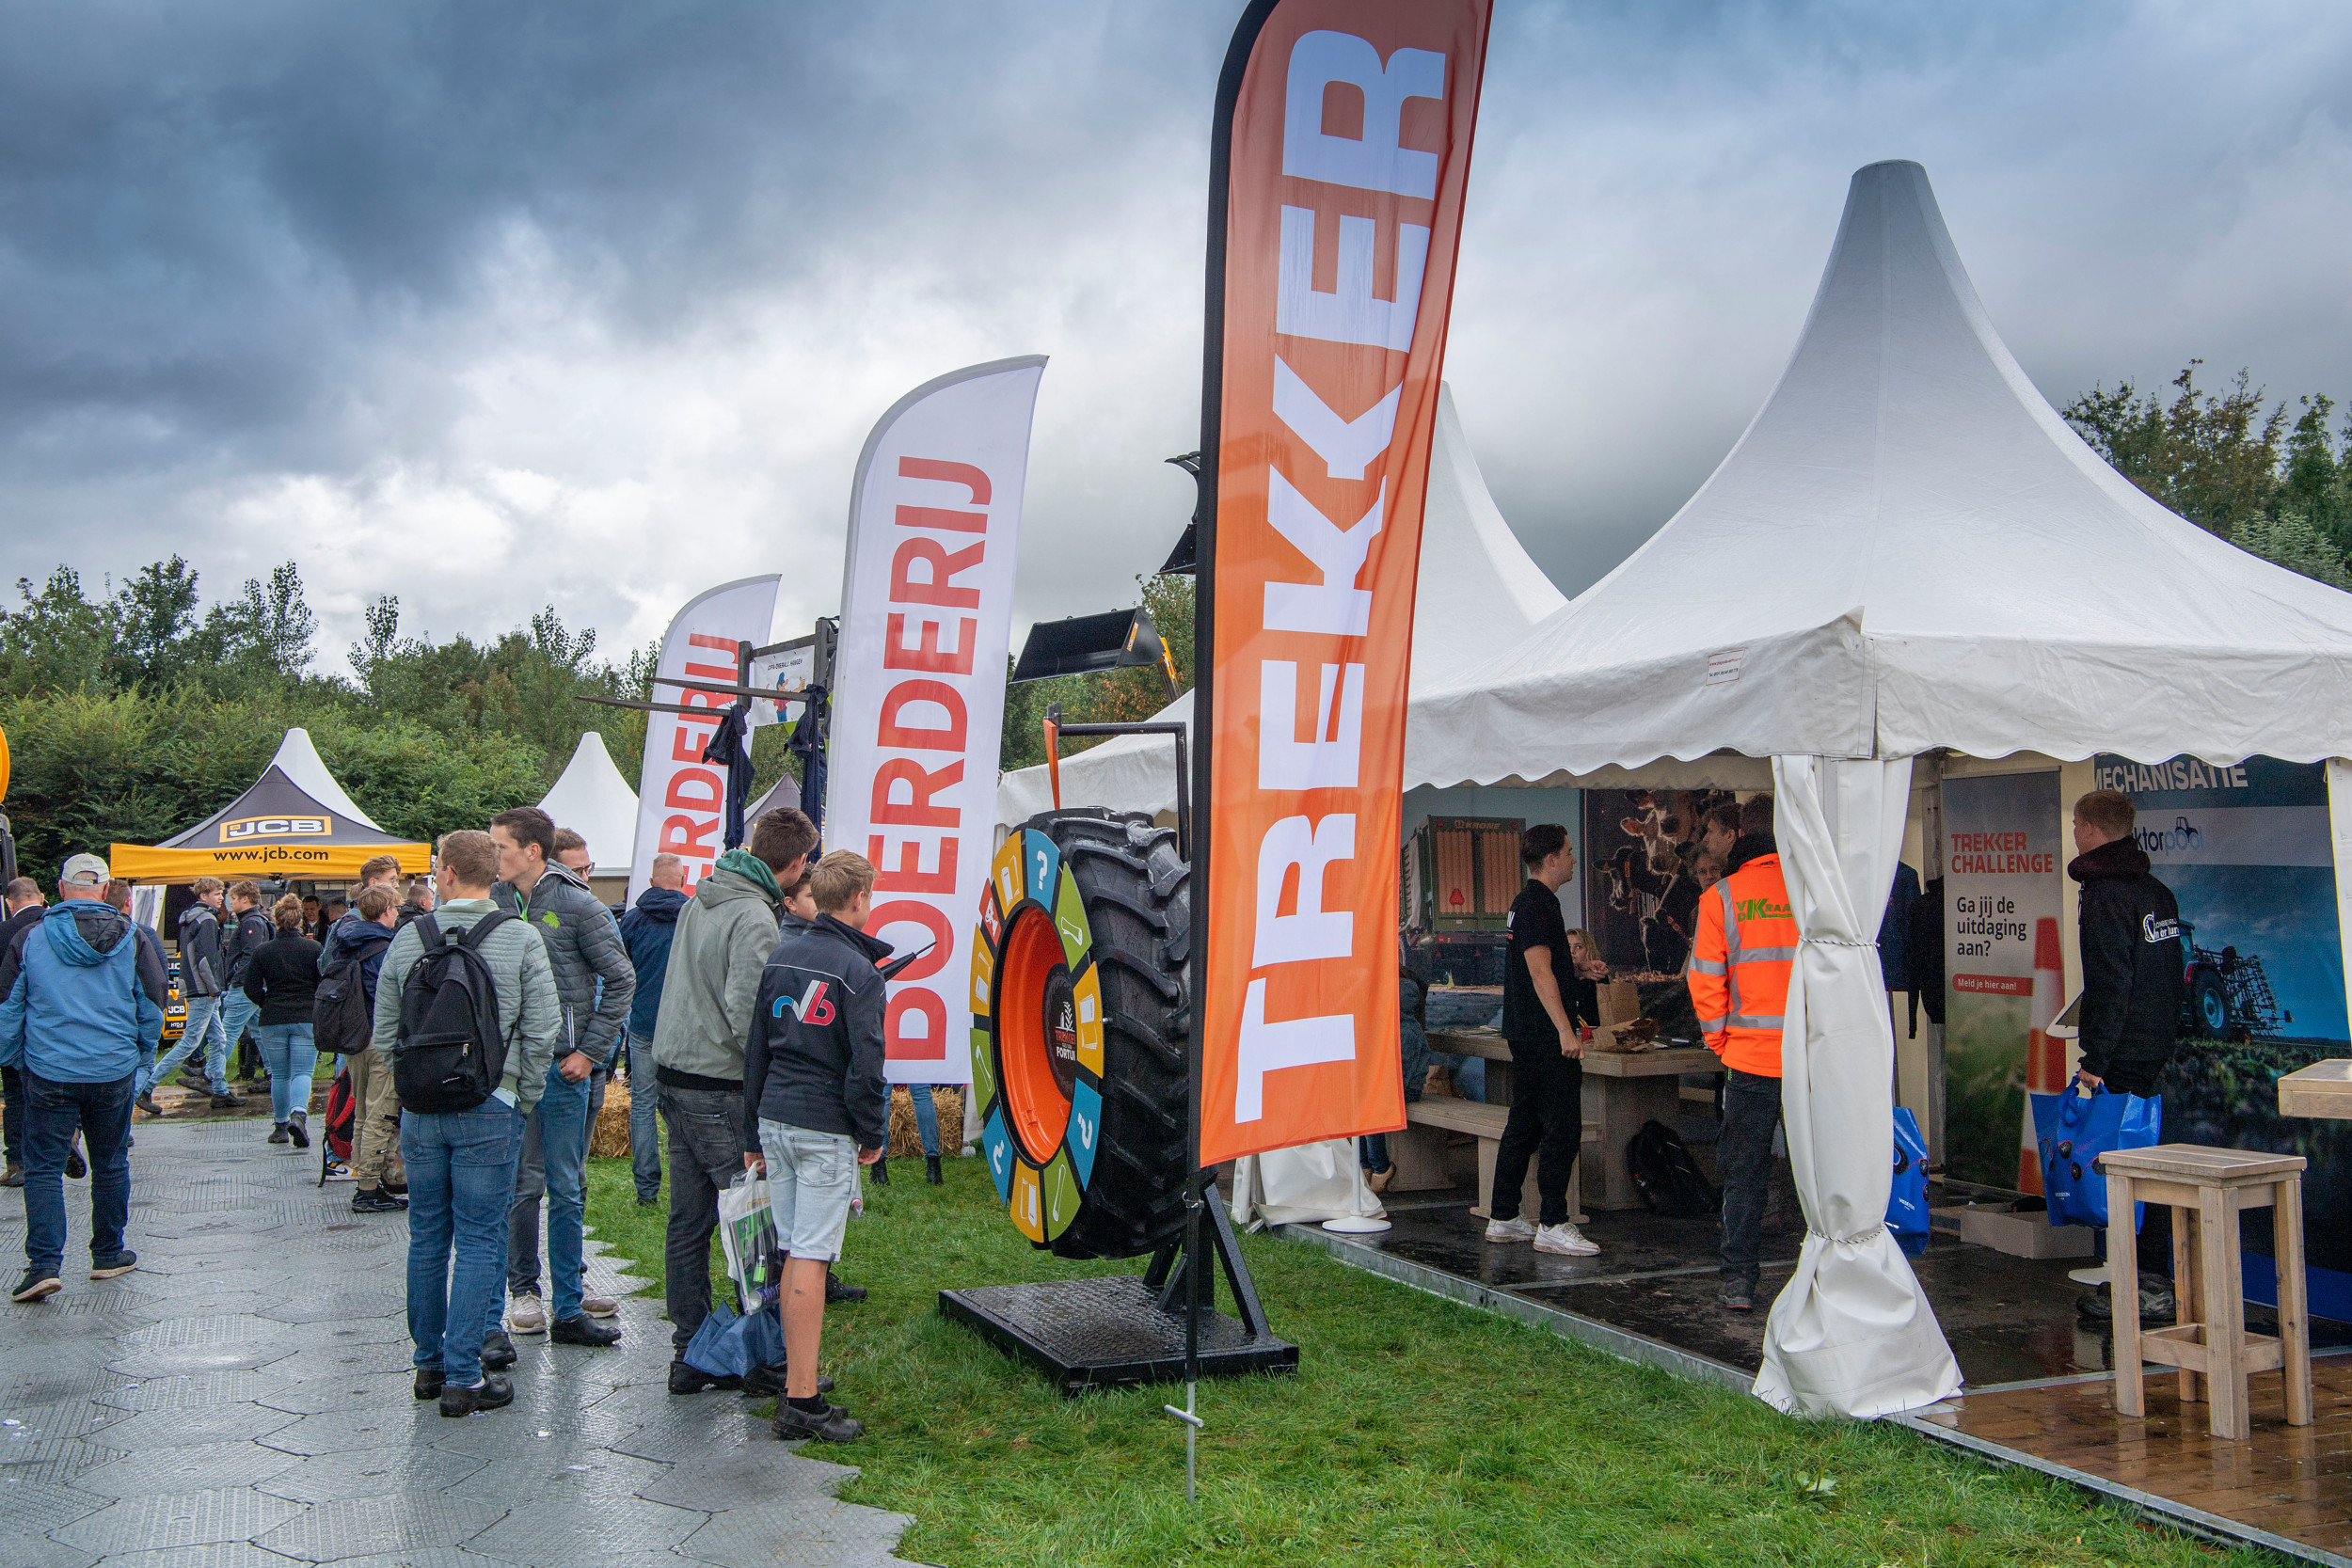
{"left": 110, "top": 728, "right": 430, "bottom": 882}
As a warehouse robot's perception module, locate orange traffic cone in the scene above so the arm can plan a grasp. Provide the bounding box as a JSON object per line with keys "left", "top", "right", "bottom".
{"left": 2017, "top": 916, "right": 2066, "bottom": 1193}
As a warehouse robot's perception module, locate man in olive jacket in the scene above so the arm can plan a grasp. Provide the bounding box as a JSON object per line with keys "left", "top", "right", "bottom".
{"left": 651, "top": 806, "right": 816, "bottom": 1390}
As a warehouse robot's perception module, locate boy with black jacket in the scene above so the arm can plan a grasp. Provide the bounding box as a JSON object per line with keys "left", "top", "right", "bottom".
{"left": 742, "top": 850, "right": 889, "bottom": 1442}
{"left": 2068, "top": 788, "right": 2185, "bottom": 1323}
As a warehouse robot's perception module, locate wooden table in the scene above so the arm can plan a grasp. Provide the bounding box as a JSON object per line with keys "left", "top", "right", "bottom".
{"left": 2278, "top": 1059, "right": 2352, "bottom": 1119}
{"left": 1430, "top": 1031, "right": 1722, "bottom": 1210}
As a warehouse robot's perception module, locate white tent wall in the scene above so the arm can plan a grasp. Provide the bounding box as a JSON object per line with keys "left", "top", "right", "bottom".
{"left": 538, "top": 731, "right": 642, "bottom": 906}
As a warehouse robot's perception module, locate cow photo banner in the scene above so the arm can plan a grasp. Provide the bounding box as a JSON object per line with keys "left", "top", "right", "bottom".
{"left": 1194, "top": 0, "right": 1492, "bottom": 1164}
{"left": 628, "top": 575, "right": 781, "bottom": 901}
{"left": 828, "top": 356, "right": 1046, "bottom": 1085}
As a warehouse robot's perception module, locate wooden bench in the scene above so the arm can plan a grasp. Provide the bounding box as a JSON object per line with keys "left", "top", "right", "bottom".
{"left": 1402, "top": 1098, "right": 1598, "bottom": 1225}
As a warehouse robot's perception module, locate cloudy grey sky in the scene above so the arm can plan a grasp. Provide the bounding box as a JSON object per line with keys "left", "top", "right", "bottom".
{"left": 5, "top": 1, "right": 2348, "bottom": 674}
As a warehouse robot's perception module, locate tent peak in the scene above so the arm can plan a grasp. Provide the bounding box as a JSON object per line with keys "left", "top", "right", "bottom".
{"left": 269, "top": 728, "right": 383, "bottom": 832}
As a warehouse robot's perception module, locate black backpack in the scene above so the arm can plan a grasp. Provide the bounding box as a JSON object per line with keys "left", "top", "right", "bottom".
{"left": 312, "top": 947, "right": 373, "bottom": 1059}
{"left": 392, "top": 912, "right": 516, "bottom": 1114}
{"left": 1627, "top": 1118, "right": 1720, "bottom": 1218}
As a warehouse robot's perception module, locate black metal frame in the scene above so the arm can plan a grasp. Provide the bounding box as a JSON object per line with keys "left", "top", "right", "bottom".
{"left": 1045, "top": 716, "right": 1191, "bottom": 863}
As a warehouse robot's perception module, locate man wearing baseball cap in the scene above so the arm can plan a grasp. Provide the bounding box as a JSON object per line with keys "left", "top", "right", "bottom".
{"left": 0, "top": 854, "right": 162, "bottom": 1302}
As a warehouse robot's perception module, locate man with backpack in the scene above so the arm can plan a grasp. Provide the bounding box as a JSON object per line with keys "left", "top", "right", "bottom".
{"left": 373, "top": 829, "right": 561, "bottom": 1417}
{"left": 321, "top": 879, "right": 405, "bottom": 1212}
{"left": 1688, "top": 794, "right": 1792, "bottom": 1313}
{"left": 486, "top": 806, "right": 634, "bottom": 1351}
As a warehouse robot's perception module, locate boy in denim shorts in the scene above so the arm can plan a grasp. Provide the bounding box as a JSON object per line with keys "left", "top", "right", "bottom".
{"left": 741, "top": 850, "right": 891, "bottom": 1441}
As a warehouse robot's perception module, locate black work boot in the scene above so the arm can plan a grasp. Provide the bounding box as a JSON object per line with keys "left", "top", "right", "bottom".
{"left": 824, "top": 1272, "right": 866, "bottom": 1305}
{"left": 925, "top": 1156, "right": 943, "bottom": 1185}
{"left": 439, "top": 1373, "right": 514, "bottom": 1418}
{"left": 549, "top": 1314, "right": 621, "bottom": 1347}
{"left": 669, "top": 1359, "right": 742, "bottom": 1394}
{"left": 772, "top": 1396, "right": 864, "bottom": 1443}
{"left": 481, "top": 1329, "right": 516, "bottom": 1371}
{"left": 870, "top": 1155, "right": 889, "bottom": 1186}
{"left": 413, "top": 1365, "right": 446, "bottom": 1401}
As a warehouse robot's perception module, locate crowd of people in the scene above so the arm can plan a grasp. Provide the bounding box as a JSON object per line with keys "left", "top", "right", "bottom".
{"left": 0, "top": 799, "right": 900, "bottom": 1444}
{"left": 1375, "top": 785, "right": 2182, "bottom": 1323}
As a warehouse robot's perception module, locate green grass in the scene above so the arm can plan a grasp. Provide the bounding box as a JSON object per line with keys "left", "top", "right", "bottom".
{"left": 584, "top": 1149, "right": 2257, "bottom": 1568}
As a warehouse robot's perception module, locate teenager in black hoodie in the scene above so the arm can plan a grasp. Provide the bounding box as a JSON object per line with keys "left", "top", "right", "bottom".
{"left": 2068, "top": 788, "right": 2184, "bottom": 1323}
{"left": 742, "top": 850, "right": 889, "bottom": 1443}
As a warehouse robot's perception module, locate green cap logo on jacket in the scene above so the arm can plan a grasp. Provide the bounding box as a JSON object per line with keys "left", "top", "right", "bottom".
{"left": 540, "top": 911, "right": 561, "bottom": 928}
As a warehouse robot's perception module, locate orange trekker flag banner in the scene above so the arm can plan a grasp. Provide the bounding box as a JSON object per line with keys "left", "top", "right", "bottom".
{"left": 1192, "top": 0, "right": 1492, "bottom": 1166}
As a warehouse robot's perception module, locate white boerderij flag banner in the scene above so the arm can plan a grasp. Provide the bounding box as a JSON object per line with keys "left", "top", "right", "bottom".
{"left": 627, "top": 575, "right": 781, "bottom": 902}
{"left": 828, "top": 356, "right": 1046, "bottom": 1086}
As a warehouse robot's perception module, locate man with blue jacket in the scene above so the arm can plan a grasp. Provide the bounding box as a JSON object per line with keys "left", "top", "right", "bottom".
{"left": 2, "top": 854, "right": 163, "bottom": 1303}
{"left": 617, "top": 853, "right": 688, "bottom": 1205}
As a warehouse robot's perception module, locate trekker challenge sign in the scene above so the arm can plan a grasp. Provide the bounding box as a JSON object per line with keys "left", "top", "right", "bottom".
{"left": 627, "top": 576, "right": 780, "bottom": 901}
{"left": 1194, "top": 0, "right": 1492, "bottom": 1165}
{"left": 1940, "top": 771, "right": 2064, "bottom": 1191}
{"left": 829, "top": 357, "right": 1046, "bottom": 1087}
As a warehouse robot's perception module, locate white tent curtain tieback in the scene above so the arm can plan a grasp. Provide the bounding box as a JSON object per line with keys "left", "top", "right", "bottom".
{"left": 1754, "top": 753, "right": 1963, "bottom": 1418}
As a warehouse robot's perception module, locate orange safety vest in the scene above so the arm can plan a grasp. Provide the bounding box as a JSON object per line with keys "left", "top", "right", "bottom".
{"left": 1686, "top": 852, "right": 1796, "bottom": 1078}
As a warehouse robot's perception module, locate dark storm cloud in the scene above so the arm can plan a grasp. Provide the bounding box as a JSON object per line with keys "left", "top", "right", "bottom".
{"left": 0, "top": 1, "right": 2345, "bottom": 660}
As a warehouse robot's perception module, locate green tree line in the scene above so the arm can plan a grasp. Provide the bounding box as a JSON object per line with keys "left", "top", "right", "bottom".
{"left": 0, "top": 561, "right": 660, "bottom": 880}
{"left": 2064, "top": 362, "right": 2352, "bottom": 586}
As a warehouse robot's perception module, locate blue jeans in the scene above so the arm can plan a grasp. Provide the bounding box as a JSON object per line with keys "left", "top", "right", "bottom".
{"left": 22, "top": 1070, "right": 135, "bottom": 1275}
{"left": 403, "top": 1100, "right": 523, "bottom": 1386}
{"left": 909, "top": 1082, "right": 940, "bottom": 1158}
{"left": 153, "top": 993, "right": 230, "bottom": 1094}
{"left": 626, "top": 1031, "right": 660, "bottom": 1201}
{"left": 254, "top": 1023, "right": 317, "bottom": 1124}
{"left": 1441, "top": 1054, "right": 1486, "bottom": 1101}
{"left": 507, "top": 1061, "right": 590, "bottom": 1321}
{"left": 220, "top": 990, "right": 260, "bottom": 1075}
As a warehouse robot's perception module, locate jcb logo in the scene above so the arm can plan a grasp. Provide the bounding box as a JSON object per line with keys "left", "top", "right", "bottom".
{"left": 1734, "top": 898, "right": 1790, "bottom": 922}
{"left": 221, "top": 816, "right": 328, "bottom": 842}
{"left": 771, "top": 980, "right": 836, "bottom": 1027}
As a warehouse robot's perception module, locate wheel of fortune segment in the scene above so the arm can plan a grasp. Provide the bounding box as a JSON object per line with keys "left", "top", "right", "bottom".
{"left": 967, "top": 810, "right": 1190, "bottom": 1259}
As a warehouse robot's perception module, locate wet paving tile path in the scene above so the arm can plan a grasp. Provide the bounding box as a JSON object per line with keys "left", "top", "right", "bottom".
{"left": 0, "top": 1117, "right": 915, "bottom": 1568}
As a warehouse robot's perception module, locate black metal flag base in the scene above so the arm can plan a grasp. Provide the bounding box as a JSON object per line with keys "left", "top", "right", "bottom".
{"left": 937, "top": 1189, "right": 1297, "bottom": 1396}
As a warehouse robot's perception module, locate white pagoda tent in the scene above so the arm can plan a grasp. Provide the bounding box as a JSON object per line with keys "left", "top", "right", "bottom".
{"left": 538, "top": 732, "right": 640, "bottom": 900}
{"left": 1405, "top": 160, "right": 2352, "bottom": 1418}
{"left": 995, "top": 384, "right": 1569, "bottom": 829}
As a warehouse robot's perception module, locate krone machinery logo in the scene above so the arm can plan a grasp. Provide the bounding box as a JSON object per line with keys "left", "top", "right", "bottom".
{"left": 219, "top": 816, "right": 330, "bottom": 843}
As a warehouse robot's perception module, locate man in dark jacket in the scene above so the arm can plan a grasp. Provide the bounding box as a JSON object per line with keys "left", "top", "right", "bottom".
{"left": 617, "top": 853, "right": 688, "bottom": 1205}
{"left": 487, "top": 806, "right": 634, "bottom": 1349}
{"left": 154, "top": 878, "right": 235, "bottom": 1109}
{"left": 219, "top": 882, "right": 272, "bottom": 1085}
{"left": 743, "top": 850, "right": 888, "bottom": 1443}
{"left": 0, "top": 878, "right": 46, "bottom": 1186}
{"left": 2067, "top": 788, "right": 2185, "bottom": 1323}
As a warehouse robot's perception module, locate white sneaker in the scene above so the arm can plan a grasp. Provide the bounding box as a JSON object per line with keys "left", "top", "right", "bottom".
{"left": 1534, "top": 1223, "right": 1600, "bottom": 1257}
{"left": 507, "top": 1292, "right": 548, "bottom": 1335}
{"left": 1484, "top": 1216, "right": 1536, "bottom": 1243}
{"left": 2066, "top": 1263, "right": 2109, "bottom": 1287}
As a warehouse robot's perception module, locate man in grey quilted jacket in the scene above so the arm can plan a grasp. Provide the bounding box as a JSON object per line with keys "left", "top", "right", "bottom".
{"left": 487, "top": 805, "right": 634, "bottom": 1351}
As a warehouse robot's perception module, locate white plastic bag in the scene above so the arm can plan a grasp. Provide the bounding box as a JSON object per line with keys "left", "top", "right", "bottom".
{"left": 718, "top": 1170, "right": 779, "bottom": 1305}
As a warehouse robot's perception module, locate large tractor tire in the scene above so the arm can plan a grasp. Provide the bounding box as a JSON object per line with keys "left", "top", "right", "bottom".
{"left": 968, "top": 809, "right": 1190, "bottom": 1259}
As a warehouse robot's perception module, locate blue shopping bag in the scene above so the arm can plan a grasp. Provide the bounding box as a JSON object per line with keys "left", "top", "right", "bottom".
{"left": 2031, "top": 1088, "right": 2160, "bottom": 1231}
{"left": 1887, "top": 1107, "right": 1931, "bottom": 1257}
{"left": 681, "top": 1301, "right": 748, "bottom": 1378}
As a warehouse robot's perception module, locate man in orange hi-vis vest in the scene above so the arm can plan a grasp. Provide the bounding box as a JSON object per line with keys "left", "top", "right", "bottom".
{"left": 1687, "top": 795, "right": 1794, "bottom": 1313}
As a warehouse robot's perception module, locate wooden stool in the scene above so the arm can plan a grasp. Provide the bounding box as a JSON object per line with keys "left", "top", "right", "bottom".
{"left": 2095, "top": 1144, "right": 2312, "bottom": 1440}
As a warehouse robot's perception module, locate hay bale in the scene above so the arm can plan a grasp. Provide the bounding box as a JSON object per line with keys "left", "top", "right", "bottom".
{"left": 590, "top": 1076, "right": 635, "bottom": 1160}
{"left": 887, "top": 1085, "right": 964, "bottom": 1157}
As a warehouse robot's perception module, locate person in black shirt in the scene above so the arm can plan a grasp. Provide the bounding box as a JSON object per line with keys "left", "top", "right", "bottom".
{"left": 1487, "top": 824, "right": 1600, "bottom": 1256}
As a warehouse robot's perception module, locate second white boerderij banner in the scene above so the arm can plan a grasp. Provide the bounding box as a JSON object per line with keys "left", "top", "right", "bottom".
{"left": 827, "top": 356, "right": 1046, "bottom": 1086}
{"left": 628, "top": 574, "right": 781, "bottom": 902}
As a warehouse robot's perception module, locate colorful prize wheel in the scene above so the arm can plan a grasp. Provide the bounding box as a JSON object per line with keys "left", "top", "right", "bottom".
{"left": 968, "top": 810, "right": 1190, "bottom": 1259}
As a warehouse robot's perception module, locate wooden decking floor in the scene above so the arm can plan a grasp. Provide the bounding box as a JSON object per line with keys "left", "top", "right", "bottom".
{"left": 1920, "top": 1355, "right": 2352, "bottom": 1558}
